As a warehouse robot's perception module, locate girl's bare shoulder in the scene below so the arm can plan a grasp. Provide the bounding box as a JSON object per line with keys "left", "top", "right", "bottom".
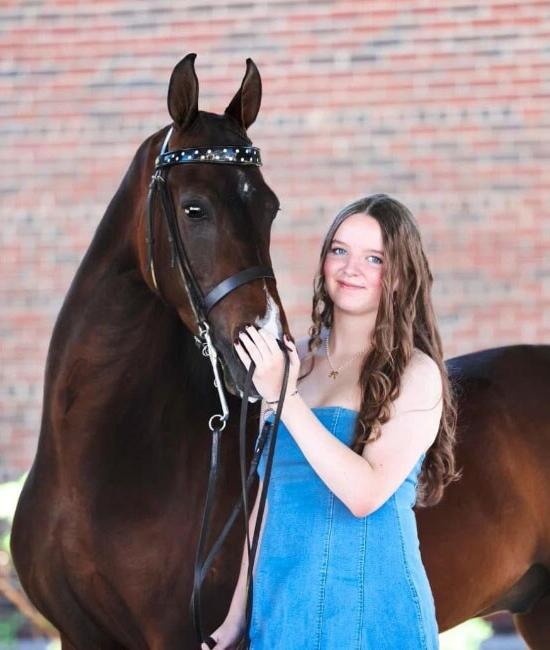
{"left": 410, "top": 346, "right": 440, "bottom": 374}
{"left": 399, "top": 347, "right": 442, "bottom": 410}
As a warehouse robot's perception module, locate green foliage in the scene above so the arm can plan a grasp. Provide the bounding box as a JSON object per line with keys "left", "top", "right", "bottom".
{"left": 0, "top": 474, "right": 27, "bottom": 554}
{"left": 0, "top": 610, "right": 27, "bottom": 644}
{"left": 439, "top": 618, "right": 493, "bottom": 650}
{"left": 0, "top": 474, "right": 29, "bottom": 643}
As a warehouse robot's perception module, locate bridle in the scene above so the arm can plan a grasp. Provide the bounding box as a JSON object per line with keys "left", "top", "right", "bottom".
{"left": 146, "top": 126, "right": 290, "bottom": 649}
{"left": 146, "top": 126, "right": 275, "bottom": 429}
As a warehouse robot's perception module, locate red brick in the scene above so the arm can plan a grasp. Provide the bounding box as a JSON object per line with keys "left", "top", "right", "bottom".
{"left": 0, "top": 0, "right": 549, "bottom": 477}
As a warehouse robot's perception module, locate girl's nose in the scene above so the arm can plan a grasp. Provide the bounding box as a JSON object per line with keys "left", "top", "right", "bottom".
{"left": 343, "top": 256, "right": 361, "bottom": 273}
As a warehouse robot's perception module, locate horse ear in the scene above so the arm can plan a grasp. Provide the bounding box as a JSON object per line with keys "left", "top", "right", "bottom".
{"left": 224, "top": 58, "right": 262, "bottom": 130}
{"left": 167, "top": 53, "right": 199, "bottom": 130}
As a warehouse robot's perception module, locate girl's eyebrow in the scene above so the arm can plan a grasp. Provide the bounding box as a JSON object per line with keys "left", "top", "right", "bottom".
{"left": 331, "top": 239, "right": 384, "bottom": 255}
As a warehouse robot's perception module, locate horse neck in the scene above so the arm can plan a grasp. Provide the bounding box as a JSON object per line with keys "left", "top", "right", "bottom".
{"left": 39, "top": 150, "right": 219, "bottom": 474}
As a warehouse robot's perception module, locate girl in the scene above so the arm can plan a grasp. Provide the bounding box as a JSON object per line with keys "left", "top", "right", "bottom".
{"left": 202, "top": 193, "right": 459, "bottom": 650}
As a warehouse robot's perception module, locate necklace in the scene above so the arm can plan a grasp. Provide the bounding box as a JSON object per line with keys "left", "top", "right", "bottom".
{"left": 324, "top": 331, "right": 367, "bottom": 379}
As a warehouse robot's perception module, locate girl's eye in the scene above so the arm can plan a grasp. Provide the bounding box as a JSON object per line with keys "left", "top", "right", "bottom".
{"left": 368, "top": 256, "right": 383, "bottom": 265}
{"left": 183, "top": 205, "right": 206, "bottom": 220}
{"left": 330, "top": 247, "right": 346, "bottom": 255}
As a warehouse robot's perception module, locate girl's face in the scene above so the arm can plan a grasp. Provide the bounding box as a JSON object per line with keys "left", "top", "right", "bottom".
{"left": 322, "top": 213, "right": 386, "bottom": 316}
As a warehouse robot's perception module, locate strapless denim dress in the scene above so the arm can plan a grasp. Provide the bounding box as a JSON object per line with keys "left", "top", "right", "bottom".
{"left": 248, "top": 406, "right": 439, "bottom": 650}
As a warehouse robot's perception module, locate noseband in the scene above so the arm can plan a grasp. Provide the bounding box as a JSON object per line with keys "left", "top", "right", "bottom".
{"left": 146, "top": 126, "right": 289, "bottom": 649}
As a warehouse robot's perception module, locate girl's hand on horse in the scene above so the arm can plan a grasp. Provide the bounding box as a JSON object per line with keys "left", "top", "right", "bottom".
{"left": 233, "top": 327, "right": 300, "bottom": 401}
{"left": 200, "top": 614, "right": 245, "bottom": 649}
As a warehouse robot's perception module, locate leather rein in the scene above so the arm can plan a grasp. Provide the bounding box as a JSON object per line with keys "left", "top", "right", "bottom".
{"left": 146, "top": 126, "right": 289, "bottom": 649}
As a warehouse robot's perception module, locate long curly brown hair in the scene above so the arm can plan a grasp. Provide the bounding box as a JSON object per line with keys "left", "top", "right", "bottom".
{"left": 300, "top": 193, "right": 461, "bottom": 507}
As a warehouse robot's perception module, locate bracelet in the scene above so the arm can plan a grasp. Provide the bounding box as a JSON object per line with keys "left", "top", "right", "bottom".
{"left": 266, "top": 389, "right": 298, "bottom": 405}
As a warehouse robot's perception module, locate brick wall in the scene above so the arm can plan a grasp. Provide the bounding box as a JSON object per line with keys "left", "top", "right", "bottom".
{"left": 1, "top": 0, "right": 549, "bottom": 479}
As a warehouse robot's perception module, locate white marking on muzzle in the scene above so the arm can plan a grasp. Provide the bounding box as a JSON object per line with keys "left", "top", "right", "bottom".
{"left": 255, "top": 281, "right": 282, "bottom": 340}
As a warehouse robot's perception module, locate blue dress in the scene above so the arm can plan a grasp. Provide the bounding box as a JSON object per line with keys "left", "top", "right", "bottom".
{"left": 249, "top": 406, "right": 439, "bottom": 650}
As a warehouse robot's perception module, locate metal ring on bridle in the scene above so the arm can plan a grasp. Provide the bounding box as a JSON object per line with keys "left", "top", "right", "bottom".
{"left": 208, "top": 413, "right": 227, "bottom": 432}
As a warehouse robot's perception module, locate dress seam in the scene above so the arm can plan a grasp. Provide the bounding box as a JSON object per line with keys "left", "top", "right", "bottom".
{"left": 392, "top": 494, "right": 428, "bottom": 649}
{"left": 314, "top": 493, "right": 335, "bottom": 649}
{"left": 354, "top": 514, "right": 367, "bottom": 649}
{"left": 314, "top": 408, "right": 339, "bottom": 650}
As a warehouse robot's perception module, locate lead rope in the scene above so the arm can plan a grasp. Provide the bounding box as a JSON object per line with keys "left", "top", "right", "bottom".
{"left": 191, "top": 343, "right": 290, "bottom": 649}
{"left": 239, "top": 344, "right": 290, "bottom": 650}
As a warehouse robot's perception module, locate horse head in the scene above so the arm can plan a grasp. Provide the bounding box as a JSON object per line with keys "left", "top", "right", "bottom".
{"left": 139, "top": 53, "right": 289, "bottom": 401}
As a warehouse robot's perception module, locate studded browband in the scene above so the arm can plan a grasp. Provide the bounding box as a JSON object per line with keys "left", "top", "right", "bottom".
{"left": 155, "top": 145, "right": 262, "bottom": 168}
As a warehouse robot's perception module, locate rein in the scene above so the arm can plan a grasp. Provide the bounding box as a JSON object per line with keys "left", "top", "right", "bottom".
{"left": 146, "top": 126, "right": 288, "bottom": 648}
{"left": 196, "top": 351, "right": 290, "bottom": 650}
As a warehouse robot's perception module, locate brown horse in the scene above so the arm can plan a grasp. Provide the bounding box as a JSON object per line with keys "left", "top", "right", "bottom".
{"left": 419, "top": 343, "right": 550, "bottom": 648}
{"left": 11, "top": 54, "right": 550, "bottom": 648}
{"left": 11, "top": 53, "right": 290, "bottom": 648}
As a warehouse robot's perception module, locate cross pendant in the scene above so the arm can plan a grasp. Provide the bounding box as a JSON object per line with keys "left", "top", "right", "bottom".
{"left": 329, "top": 370, "right": 339, "bottom": 379}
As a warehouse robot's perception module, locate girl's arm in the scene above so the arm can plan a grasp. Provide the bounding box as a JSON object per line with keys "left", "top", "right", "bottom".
{"left": 234, "top": 326, "right": 441, "bottom": 518}
{"left": 279, "top": 351, "right": 442, "bottom": 517}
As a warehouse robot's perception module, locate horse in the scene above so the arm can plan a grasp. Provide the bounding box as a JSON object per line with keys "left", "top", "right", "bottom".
{"left": 11, "top": 53, "right": 550, "bottom": 648}
{"left": 11, "top": 53, "right": 289, "bottom": 649}
{"left": 419, "top": 343, "right": 550, "bottom": 648}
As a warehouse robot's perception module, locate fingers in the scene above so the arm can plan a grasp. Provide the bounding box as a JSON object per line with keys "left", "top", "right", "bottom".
{"left": 236, "top": 330, "right": 263, "bottom": 367}
{"left": 283, "top": 333, "right": 295, "bottom": 350}
{"left": 234, "top": 338, "right": 251, "bottom": 370}
{"left": 244, "top": 325, "right": 272, "bottom": 359}
{"left": 256, "top": 327, "right": 282, "bottom": 356}
{"left": 234, "top": 326, "right": 297, "bottom": 378}
{"left": 284, "top": 334, "right": 300, "bottom": 359}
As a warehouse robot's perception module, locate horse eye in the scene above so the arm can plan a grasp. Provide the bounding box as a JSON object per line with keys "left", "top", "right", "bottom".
{"left": 183, "top": 205, "right": 206, "bottom": 220}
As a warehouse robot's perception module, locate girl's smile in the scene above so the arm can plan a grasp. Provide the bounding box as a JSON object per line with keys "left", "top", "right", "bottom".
{"left": 337, "top": 280, "right": 365, "bottom": 290}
